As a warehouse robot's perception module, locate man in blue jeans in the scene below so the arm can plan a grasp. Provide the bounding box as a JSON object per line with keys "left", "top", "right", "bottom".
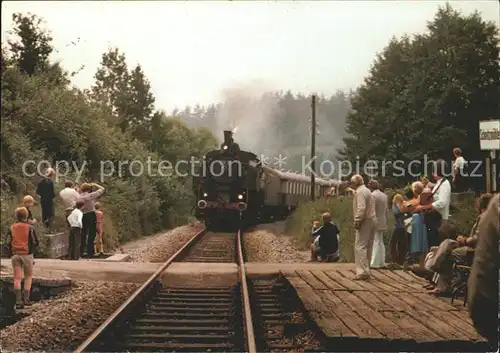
{"left": 310, "top": 212, "right": 340, "bottom": 262}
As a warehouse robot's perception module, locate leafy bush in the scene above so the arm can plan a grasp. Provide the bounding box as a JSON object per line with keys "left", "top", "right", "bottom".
{"left": 287, "top": 189, "right": 479, "bottom": 263}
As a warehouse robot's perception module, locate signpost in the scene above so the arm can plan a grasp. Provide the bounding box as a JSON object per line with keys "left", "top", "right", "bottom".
{"left": 479, "top": 119, "right": 500, "bottom": 192}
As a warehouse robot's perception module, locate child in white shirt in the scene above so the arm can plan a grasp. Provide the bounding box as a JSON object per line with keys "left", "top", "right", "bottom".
{"left": 67, "top": 201, "right": 84, "bottom": 260}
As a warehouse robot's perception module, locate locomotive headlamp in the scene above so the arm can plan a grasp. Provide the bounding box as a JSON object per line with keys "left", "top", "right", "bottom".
{"left": 203, "top": 192, "right": 208, "bottom": 197}
{"left": 237, "top": 194, "right": 243, "bottom": 200}
{"left": 223, "top": 145, "right": 228, "bottom": 150}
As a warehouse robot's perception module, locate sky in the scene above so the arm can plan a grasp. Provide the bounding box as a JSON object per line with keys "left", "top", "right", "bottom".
{"left": 1, "top": 1, "right": 499, "bottom": 112}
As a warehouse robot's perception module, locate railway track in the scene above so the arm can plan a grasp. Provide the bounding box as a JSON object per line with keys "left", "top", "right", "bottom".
{"left": 175, "top": 232, "right": 236, "bottom": 263}
{"left": 74, "top": 228, "right": 256, "bottom": 353}
{"left": 74, "top": 227, "right": 322, "bottom": 352}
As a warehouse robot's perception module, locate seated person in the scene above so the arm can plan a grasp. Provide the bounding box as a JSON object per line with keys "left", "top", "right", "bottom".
{"left": 427, "top": 193, "right": 493, "bottom": 295}
{"left": 310, "top": 213, "right": 340, "bottom": 262}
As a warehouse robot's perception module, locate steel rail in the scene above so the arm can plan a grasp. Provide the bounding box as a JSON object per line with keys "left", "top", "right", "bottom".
{"left": 73, "top": 228, "right": 207, "bottom": 353}
{"left": 237, "top": 230, "right": 257, "bottom": 353}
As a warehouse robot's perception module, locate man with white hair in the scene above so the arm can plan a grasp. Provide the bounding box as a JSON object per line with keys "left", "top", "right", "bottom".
{"left": 350, "top": 174, "right": 377, "bottom": 280}
{"left": 36, "top": 168, "right": 56, "bottom": 228}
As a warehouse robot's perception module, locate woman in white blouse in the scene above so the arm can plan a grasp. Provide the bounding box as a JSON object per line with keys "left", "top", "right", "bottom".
{"left": 452, "top": 148, "right": 467, "bottom": 192}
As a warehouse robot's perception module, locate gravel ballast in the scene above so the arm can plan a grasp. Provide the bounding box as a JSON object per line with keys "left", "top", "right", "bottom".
{"left": 0, "top": 280, "right": 140, "bottom": 352}
{"left": 0, "top": 223, "right": 204, "bottom": 351}
{"left": 118, "top": 223, "right": 204, "bottom": 262}
{"left": 244, "top": 222, "right": 309, "bottom": 263}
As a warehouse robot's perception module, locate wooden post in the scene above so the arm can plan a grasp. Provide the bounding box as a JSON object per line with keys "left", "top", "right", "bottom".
{"left": 311, "top": 95, "right": 316, "bottom": 201}
{"left": 491, "top": 150, "right": 497, "bottom": 192}
{"left": 485, "top": 157, "right": 491, "bottom": 193}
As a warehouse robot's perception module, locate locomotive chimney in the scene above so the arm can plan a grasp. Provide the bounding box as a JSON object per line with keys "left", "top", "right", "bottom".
{"left": 223, "top": 130, "right": 233, "bottom": 145}
{"left": 221, "top": 130, "right": 240, "bottom": 152}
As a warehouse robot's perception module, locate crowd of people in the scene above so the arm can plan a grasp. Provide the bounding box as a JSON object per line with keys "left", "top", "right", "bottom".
{"left": 314, "top": 161, "right": 483, "bottom": 283}
{"left": 310, "top": 157, "right": 498, "bottom": 346}
{"left": 5, "top": 168, "right": 106, "bottom": 309}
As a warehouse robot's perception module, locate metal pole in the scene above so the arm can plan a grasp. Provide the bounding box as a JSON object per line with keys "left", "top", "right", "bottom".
{"left": 311, "top": 95, "right": 316, "bottom": 201}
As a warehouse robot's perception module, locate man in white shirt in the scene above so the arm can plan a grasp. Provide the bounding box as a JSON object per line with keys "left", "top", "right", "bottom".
{"left": 367, "top": 180, "right": 388, "bottom": 268}
{"left": 60, "top": 180, "right": 80, "bottom": 209}
{"left": 67, "top": 200, "right": 84, "bottom": 260}
{"left": 415, "top": 159, "right": 451, "bottom": 246}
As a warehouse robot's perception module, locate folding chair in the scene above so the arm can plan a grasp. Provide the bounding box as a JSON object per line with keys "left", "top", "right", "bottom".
{"left": 451, "top": 264, "right": 471, "bottom": 306}
{"left": 450, "top": 249, "right": 474, "bottom": 306}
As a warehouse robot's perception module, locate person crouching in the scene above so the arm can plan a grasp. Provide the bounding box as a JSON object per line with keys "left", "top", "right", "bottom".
{"left": 67, "top": 201, "right": 84, "bottom": 260}
{"left": 310, "top": 213, "right": 340, "bottom": 262}
{"left": 6, "top": 207, "right": 39, "bottom": 309}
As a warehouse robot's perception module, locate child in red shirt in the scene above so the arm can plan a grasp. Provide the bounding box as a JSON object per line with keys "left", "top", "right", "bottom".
{"left": 7, "top": 207, "right": 39, "bottom": 308}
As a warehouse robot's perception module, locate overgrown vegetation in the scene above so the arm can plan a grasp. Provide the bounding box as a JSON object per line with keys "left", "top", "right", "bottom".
{"left": 288, "top": 190, "right": 478, "bottom": 263}
{"left": 1, "top": 13, "right": 218, "bottom": 253}
{"left": 287, "top": 5, "right": 495, "bottom": 261}
{"left": 340, "top": 4, "right": 500, "bottom": 189}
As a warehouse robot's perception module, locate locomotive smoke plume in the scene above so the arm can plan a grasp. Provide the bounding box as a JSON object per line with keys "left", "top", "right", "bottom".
{"left": 215, "top": 80, "right": 282, "bottom": 155}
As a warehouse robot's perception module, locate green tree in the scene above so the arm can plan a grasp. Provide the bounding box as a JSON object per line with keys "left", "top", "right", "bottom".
{"left": 342, "top": 4, "right": 500, "bottom": 185}
{"left": 342, "top": 36, "right": 415, "bottom": 167}
{"left": 91, "top": 47, "right": 130, "bottom": 126}
{"left": 8, "top": 13, "right": 53, "bottom": 76}
{"left": 126, "top": 64, "right": 156, "bottom": 138}
{"left": 1, "top": 12, "right": 217, "bottom": 254}
{"left": 412, "top": 4, "right": 500, "bottom": 161}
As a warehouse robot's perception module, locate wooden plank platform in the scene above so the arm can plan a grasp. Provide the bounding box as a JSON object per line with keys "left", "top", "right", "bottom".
{"left": 281, "top": 268, "right": 488, "bottom": 351}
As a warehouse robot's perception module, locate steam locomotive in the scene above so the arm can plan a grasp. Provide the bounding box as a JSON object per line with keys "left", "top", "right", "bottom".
{"left": 193, "top": 130, "right": 339, "bottom": 231}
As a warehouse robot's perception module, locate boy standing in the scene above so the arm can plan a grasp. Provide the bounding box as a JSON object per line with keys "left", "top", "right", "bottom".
{"left": 67, "top": 201, "right": 84, "bottom": 260}
{"left": 6, "top": 207, "right": 39, "bottom": 308}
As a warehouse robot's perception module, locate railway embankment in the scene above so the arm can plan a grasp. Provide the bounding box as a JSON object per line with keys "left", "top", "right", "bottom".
{"left": 0, "top": 280, "right": 141, "bottom": 352}
{"left": 116, "top": 222, "right": 204, "bottom": 262}
{"left": 243, "top": 222, "right": 309, "bottom": 263}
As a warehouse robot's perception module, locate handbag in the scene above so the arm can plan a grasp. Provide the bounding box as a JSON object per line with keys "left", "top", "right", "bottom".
{"left": 404, "top": 217, "right": 412, "bottom": 233}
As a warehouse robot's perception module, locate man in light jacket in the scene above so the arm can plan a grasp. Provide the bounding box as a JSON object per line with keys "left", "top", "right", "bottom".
{"left": 351, "top": 174, "right": 377, "bottom": 280}
{"left": 368, "top": 180, "right": 388, "bottom": 268}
